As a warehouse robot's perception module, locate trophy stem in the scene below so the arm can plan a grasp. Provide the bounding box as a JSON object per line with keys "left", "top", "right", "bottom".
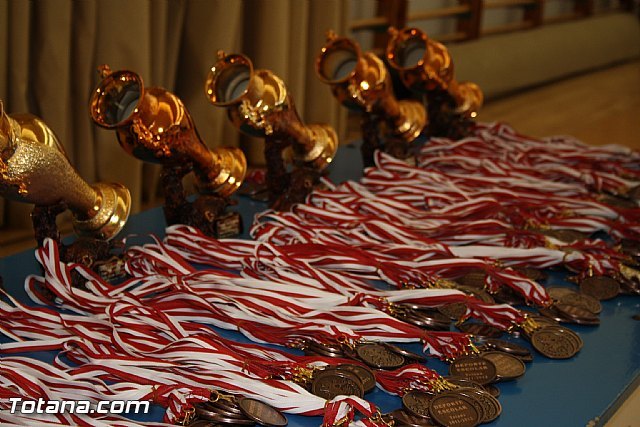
{"left": 160, "top": 164, "right": 192, "bottom": 226}
{"left": 264, "top": 136, "right": 291, "bottom": 205}
{"left": 360, "top": 114, "right": 385, "bottom": 168}
{"left": 31, "top": 203, "right": 66, "bottom": 246}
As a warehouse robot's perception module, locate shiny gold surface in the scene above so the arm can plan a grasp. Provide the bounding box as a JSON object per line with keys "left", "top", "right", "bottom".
{"left": 205, "top": 51, "right": 338, "bottom": 170}
{"left": 0, "top": 101, "right": 131, "bottom": 240}
{"left": 386, "top": 27, "right": 483, "bottom": 118}
{"left": 316, "top": 31, "right": 426, "bottom": 142}
{"left": 90, "top": 64, "right": 245, "bottom": 197}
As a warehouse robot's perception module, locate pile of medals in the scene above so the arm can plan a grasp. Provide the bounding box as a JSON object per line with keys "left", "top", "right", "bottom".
{"left": 189, "top": 393, "right": 288, "bottom": 427}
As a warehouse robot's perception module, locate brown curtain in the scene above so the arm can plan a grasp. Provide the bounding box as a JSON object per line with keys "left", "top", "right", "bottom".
{"left": 0, "top": 0, "right": 347, "bottom": 243}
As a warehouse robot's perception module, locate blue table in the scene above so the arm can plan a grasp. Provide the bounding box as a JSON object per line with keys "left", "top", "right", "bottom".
{"left": 1, "top": 142, "right": 639, "bottom": 426}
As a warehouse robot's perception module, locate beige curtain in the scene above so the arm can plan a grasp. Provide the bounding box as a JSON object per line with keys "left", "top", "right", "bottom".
{"left": 0, "top": 0, "right": 347, "bottom": 242}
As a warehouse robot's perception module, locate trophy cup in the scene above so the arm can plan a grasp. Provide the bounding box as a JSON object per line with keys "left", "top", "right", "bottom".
{"left": 90, "top": 65, "right": 246, "bottom": 238}
{"left": 315, "top": 31, "right": 427, "bottom": 167}
{"left": 0, "top": 100, "right": 131, "bottom": 275}
{"left": 386, "top": 27, "right": 483, "bottom": 139}
{"left": 205, "top": 51, "right": 338, "bottom": 209}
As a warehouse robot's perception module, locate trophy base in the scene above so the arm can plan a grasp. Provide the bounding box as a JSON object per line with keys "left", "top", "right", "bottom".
{"left": 271, "top": 166, "right": 323, "bottom": 211}
{"left": 31, "top": 204, "right": 128, "bottom": 284}
{"left": 424, "top": 89, "right": 474, "bottom": 140}
{"left": 161, "top": 165, "right": 243, "bottom": 239}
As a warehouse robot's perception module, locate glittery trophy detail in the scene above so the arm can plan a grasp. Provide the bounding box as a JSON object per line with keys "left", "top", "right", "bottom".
{"left": 0, "top": 100, "right": 131, "bottom": 277}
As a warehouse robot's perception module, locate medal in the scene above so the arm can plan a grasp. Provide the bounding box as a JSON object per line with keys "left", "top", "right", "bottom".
{"left": 448, "top": 356, "right": 497, "bottom": 385}
{"left": 311, "top": 368, "right": 364, "bottom": 400}
{"left": 480, "top": 351, "right": 526, "bottom": 381}
{"left": 579, "top": 276, "right": 620, "bottom": 300}
{"left": 356, "top": 342, "right": 406, "bottom": 369}
{"left": 428, "top": 394, "right": 482, "bottom": 427}
{"left": 402, "top": 390, "right": 435, "bottom": 419}
{"left": 238, "top": 397, "right": 288, "bottom": 427}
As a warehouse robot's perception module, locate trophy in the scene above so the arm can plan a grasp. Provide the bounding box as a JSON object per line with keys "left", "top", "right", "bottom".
{"left": 316, "top": 31, "right": 427, "bottom": 167}
{"left": 0, "top": 100, "right": 131, "bottom": 274}
{"left": 386, "top": 27, "right": 483, "bottom": 139}
{"left": 205, "top": 51, "right": 338, "bottom": 209}
{"left": 90, "top": 65, "right": 246, "bottom": 238}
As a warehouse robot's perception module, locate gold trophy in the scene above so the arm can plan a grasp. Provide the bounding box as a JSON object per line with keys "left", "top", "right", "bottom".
{"left": 90, "top": 65, "right": 246, "bottom": 238}
{"left": 0, "top": 100, "right": 131, "bottom": 272}
{"left": 205, "top": 51, "right": 338, "bottom": 209}
{"left": 315, "top": 31, "right": 427, "bottom": 166}
{"left": 386, "top": 27, "right": 483, "bottom": 138}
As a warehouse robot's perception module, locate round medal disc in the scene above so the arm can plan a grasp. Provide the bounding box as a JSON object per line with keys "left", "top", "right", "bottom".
{"left": 335, "top": 364, "right": 377, "bottom": 394}
{"left": 558, "top": 291, "right": 602, "bottom": 314}
{"left": 356, "top": 342, "right": 406, "bottom": 369}
{"left": 579, "top": 276, "right": 620, "bottom": 300}
{"left": 438, "top": 302, "right": 467, "bottom": 320}
{"left": 388, "top": 409, "right": 437, "bottom": 427}
{"left": 382, "top": 342, "right": 427, "bottom": 362}
{"left": 464, "top": 389, "right": 502, "bottom": 423}
{"left": 449, "top": 356, "right": 498, "bottom": 385}
{"left": 483, "top": 338, "right": 532, "bottom": 358}
{"left": 429, "top": 394, "right": 482, "bottom": 427}
{"left": 481, "top": 351, "right": 526, "bottom": 381}
{"left": 402, "top": 390, "right": 435, "bottom": 419}
{"left": 530, "top": 328, "right": 578, "bottom": 359}
{"left": 458, "top": 322, "right": 503, "bottom": 338}
{"left": 237, "top": 397, "right": 288, "bottom": 427}
{"left": 311, "top": 370, "right": 364, "bottom": 400}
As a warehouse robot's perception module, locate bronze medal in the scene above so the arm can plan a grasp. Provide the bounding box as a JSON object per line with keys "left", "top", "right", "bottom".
{"left": 458, "top": 286, "right": 495, "bottom": 304}
{"left": 443, "top": 376, "right": 485, "bottom": 391}
{"left": 449, "top": 356, "right": 497, "bottom": 385}
{"left": 311, "top": 369, "right": 364, "bottom": 400}
{"left": 356, "top": 342, "right": 406, "bottom": 369}
{"left": 438, "top": 302, "right": 467, "bottom": 320}
{"left": 547, "top": 287, "right": 576, "bottom": 301}
{"left": 543, "top": 325, "right": 583, "bottom": 351}
{"left": 579, "top": 276, "right": 620, "bottom": 300}
{"left": 482, "top": 338, "right": 532, "bottom": 358}
{"left": 463, "top": 389, "right": 502, "bottom": 423}
{"left": 538, "top": 306, "right": 569, "bottom": 323}
{"left": 402, "top": 390, "right": 435, "bottom": 419}
{"left": 382, "top": 342, "right": 427, "bottom": 363}
{"left": 206, "top": 401, "right": 246, "bottom": 418}
{"left": 195, "top": 409, "right": 255, "bottom": 425}
{"left": 484, "top": 384, "right": 501, "bottom": 398}
{"left": 195, "top": 402, "right": 252, "bottom": 423}
{"left": 481, "top": 351, "right": 526, "bottom": 381}
{"left": 558, "top": 291, "right": 602, "bottom": 314}
{"left": 530, "top": 328, "right": 578, "bottom": 359}
{"left": 237, "top": 397, "right": 288, "bottom": 427}
{"left": 388, "top": 409, "right": 437, "bottom": 426}
{"left": 553, "top": 303, "right": 600, "bottom": 325}
{"left": 444, "top": 389, "right": 486, "bottom": 424}
{"left": 335, "top": 364, "right": 377, "bottom": 394}
{"left": 458, "top": 271, "right": 487, "bottom": 289}
{"left": 492, "top": 285, "right": 525, "bottom": 306}
{"left": 405, "top": 313, "right": 451, "bottom": 331}
{"left": 429, "top": 394, "right": 481, "bottom": 427}
{"left": 457, "top": 322, "right": 503, "bottom": 338}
